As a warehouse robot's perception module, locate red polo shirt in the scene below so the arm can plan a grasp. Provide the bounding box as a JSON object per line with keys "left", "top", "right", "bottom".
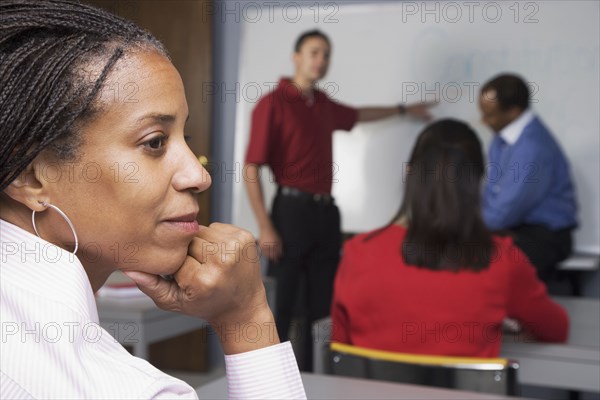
{"left": 245, "top": 77, "right": 358, "bottom": 194}
{"left": 331, "top": 225, "right": 569, "bottom": 357}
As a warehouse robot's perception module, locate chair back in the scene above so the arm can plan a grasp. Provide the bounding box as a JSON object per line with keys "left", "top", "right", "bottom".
{"left": 329, "top": 342, "right": 520, "bottom": 396}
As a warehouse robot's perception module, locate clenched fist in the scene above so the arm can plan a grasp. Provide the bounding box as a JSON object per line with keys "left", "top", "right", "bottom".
{"left": 124, "top": 223, "right": 280, "bottom": 355}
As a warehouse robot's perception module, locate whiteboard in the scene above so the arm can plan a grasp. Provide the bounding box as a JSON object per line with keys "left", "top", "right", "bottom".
{"left": 232, "top": 1, "right": 600, "bottom": 253}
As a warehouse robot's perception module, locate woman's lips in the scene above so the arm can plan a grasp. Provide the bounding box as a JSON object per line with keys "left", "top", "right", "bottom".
{"left": 163, "top": 212, "right": 200, "bottom": 234}
{"left": 163, "top": 220, "right": 199, "bottom": 234}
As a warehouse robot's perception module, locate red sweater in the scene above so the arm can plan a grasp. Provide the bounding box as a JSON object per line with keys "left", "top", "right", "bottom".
{"left": 331, "top": 225, "right": 569, "bottom": 357}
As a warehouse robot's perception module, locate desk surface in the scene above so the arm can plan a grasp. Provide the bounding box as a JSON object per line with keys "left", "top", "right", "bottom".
{"left": 96, "top": 294, "right": 206, "bottom": 359}
{"left": 195, "top": 372, "right": 522, "bottom": 400}
{"left": 555, "top": 296, "right": 600, "bottom": 342}
{"left": 501, "top": 296, "right": 600, "bottom": 392}
{"left": 94, "top": 277, "right": 275, "bottom": 359}
{"left": 95, "top": 276, "right": 277, "bottom": 320}
{"left": 96, "top": 294, "right": 167, "bottom": 321}
{"left": 502, "top": 296, "right": 599, "bottom": 347}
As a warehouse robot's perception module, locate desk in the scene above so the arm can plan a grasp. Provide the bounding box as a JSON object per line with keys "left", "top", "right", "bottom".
{"left": 501, "top": 296, "right": 600, "bottom": 392}
{"left": 556, "top": 253, "right": 599, "bottom": 295}
{"left": 195, "top": 372, "right": 522, "bottom": 399}
{"left": 557, "top": 253, "right": 599, "bottom": 271}
{"left": 96, "top": 295, "right": 207, "bottom": 359}
{"left": 96, "top": 276, "right": 276, "bottom": 359}
{"left": 313, "top": 297, "right": 600, "bottom": 392}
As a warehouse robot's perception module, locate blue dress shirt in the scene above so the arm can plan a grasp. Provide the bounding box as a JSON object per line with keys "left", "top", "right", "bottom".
{"left": 482, "top": 110, "right": 578, "bottom": 231}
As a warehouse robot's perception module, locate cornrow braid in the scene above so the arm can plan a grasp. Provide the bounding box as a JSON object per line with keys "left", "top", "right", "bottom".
{"left": 0, "top": 0, "right": 169, "bottom": 191}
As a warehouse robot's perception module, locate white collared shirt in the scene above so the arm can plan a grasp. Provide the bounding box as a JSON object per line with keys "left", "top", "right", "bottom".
{"left": 499, "top": 108, "right": 535, "bottom": 145}
{"left": 0, "top": 219, "right": 306, "bottom": 399}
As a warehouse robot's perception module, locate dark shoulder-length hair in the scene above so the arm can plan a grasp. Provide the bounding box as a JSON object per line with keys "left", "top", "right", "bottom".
{"left": 393, "top": 119, "right": 493, "bottom": 271}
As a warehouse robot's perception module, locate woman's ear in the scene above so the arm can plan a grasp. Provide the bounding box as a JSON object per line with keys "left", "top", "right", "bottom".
{"left": 3, "top": 160, "right": 49, "bottom": 212}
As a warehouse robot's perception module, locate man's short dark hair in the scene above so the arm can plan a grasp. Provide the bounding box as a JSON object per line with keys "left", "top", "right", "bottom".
{"left": 481, "top": 74, "right": 530, "bottom": 111}
{"left": 294, "top": 30, "right": 331, "bottom": 53}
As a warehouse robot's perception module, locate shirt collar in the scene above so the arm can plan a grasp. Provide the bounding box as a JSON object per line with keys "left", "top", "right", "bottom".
{"left": 499, "top": 108, "right": 535, "bottom": 145}
{"left": 0, "top": 218, "right": 99, "bottom": 322}
{"left": 278, "top": 77, "right": 294, "bottom": 87}
{"left": 278, "top": 77, "right": 301, "bottom": 94}
{"left": 278, "top": 77, "right": 320, "bottom": 106}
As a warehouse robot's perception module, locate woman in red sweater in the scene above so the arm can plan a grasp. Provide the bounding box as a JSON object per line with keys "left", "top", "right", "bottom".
{"left": 331, "top": 119, "right": 568, "bottom": 357}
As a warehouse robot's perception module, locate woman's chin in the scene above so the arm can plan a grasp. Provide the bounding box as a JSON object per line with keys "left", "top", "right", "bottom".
{"left": 141, "top": 248, "right": 188, "bottom": 276}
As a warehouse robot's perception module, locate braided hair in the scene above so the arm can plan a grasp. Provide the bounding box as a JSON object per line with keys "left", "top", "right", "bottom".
{"left": 0, "top": 0, "right": 168, "bottom": 191}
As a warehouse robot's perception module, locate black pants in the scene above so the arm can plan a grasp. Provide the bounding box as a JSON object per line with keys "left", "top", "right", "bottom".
{"left": 268, "top": 191, "right": 341, "bottom": 371}
{"left": 510, "top": 224, "right": 573, "bottom": 282}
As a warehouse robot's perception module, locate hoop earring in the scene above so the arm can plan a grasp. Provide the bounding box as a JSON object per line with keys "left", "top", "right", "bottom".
{"left": 31, "top": 201, "right": 79, "bottom": 254}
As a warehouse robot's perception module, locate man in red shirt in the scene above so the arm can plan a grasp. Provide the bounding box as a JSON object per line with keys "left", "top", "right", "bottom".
{"left": 244, "top": 30, "right": 432, "bottom": 370}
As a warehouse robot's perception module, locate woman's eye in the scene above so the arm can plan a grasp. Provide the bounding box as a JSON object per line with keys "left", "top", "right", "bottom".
{"left": 143, "top": 135, "right": 167, "bottom": 151}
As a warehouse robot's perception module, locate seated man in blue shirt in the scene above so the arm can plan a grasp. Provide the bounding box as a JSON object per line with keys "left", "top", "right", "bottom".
{"left": 479, "top": 74, "right": 578, "bottom": 282}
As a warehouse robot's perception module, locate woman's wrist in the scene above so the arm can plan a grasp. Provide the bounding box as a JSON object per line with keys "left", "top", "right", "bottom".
{"left": 212, "top": 302, "right": 280, "bottom": 355}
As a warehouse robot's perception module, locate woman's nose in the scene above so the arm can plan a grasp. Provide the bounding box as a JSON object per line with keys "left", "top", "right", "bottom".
{"left": 173, "top": 148, "right": 212, "bottom": 193}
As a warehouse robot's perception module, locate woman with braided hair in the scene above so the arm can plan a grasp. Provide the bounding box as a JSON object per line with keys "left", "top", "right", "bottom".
{"left": 0, "top": 1, "right": 305, "bottom": 398}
